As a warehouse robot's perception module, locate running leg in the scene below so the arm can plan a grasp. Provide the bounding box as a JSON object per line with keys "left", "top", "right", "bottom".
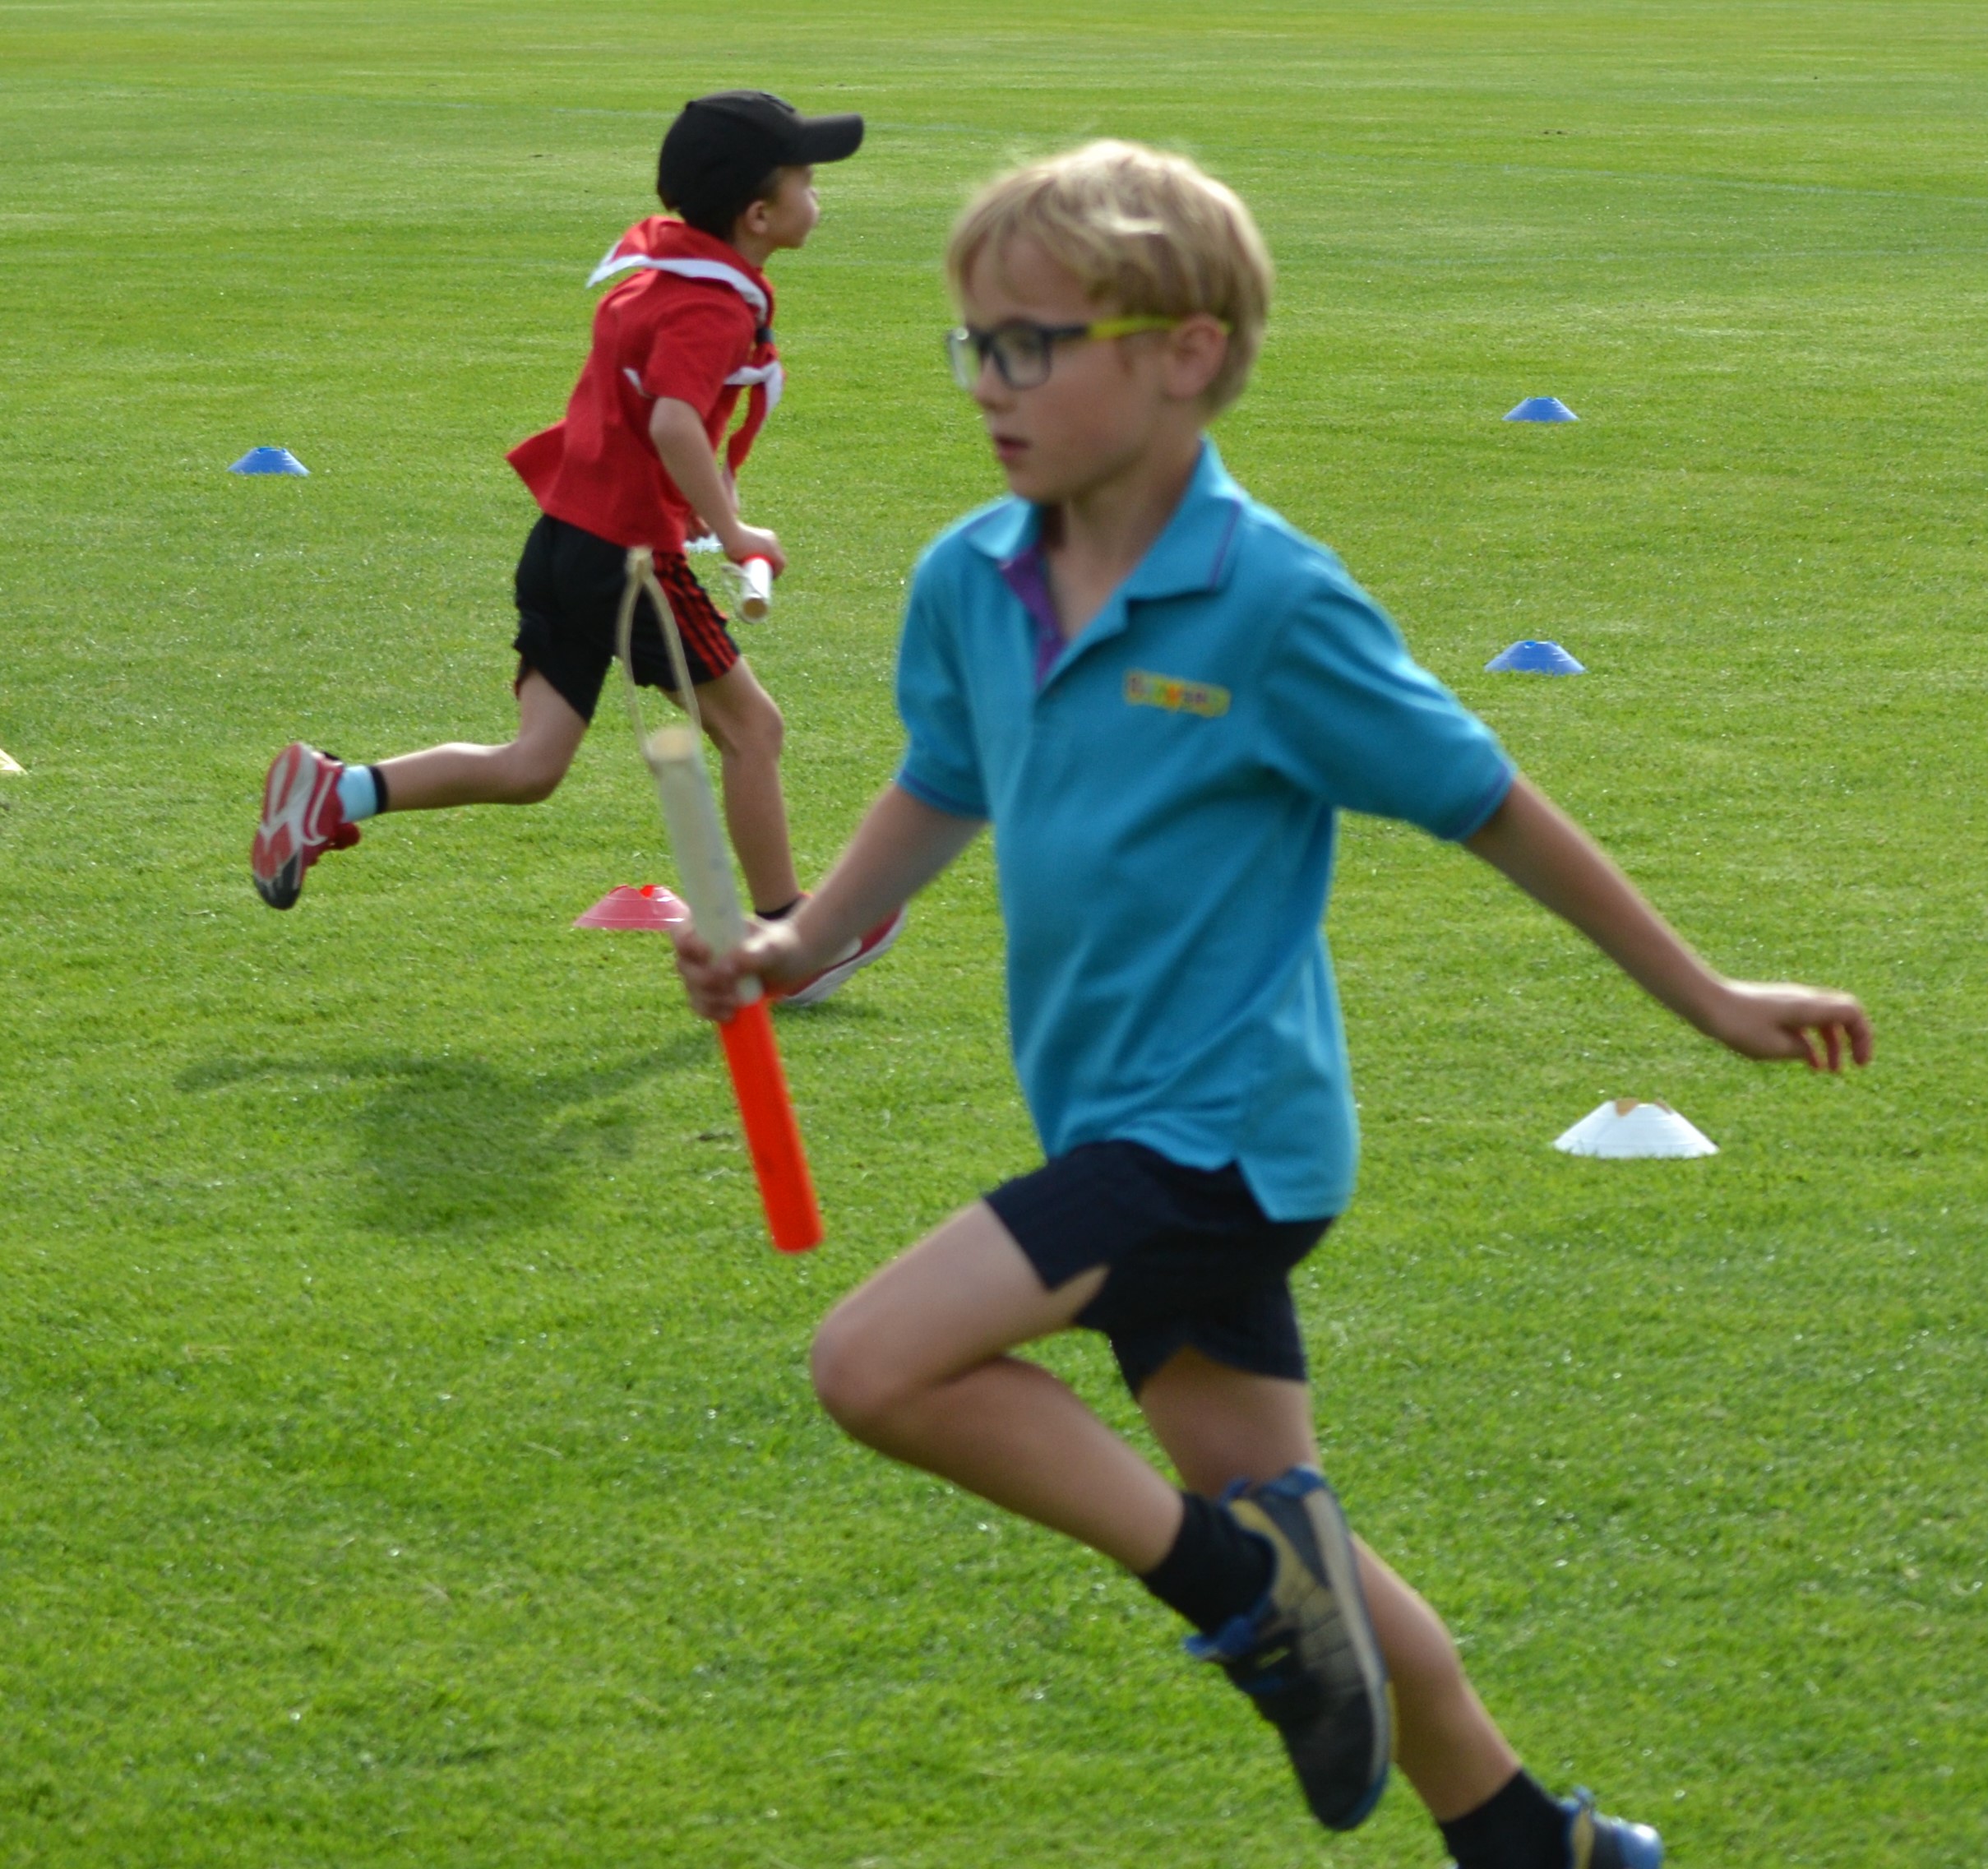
{"left": 809, "top": 1202, "right": 1185, "bottom": 1571}
{"left": 689, "top": 659, "right": 800, "bottom": 917}
{"left": 372, "top": 669, "right": 587, "bottom": 809}
{"left": 1135, "top": 1349, "right": 1521, "bottom": 1822}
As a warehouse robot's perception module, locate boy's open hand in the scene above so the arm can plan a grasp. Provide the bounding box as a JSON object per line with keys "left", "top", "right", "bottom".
{"left": 1701, "top": 978, "right": 1874, "bottom": 1072}
{"left": 668, "top": 914, "right": 811, "bottom": 1021}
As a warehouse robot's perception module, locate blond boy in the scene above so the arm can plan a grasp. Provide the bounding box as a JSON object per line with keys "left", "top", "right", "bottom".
{"left": 673, "top": 142, "right": 1870, "bottom": 1866}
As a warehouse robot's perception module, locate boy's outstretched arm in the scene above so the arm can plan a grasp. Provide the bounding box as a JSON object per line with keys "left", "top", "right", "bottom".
{"left": 1465, "top": 775, "right": 1873, "bottom": 1071}
{"left": 672, "top": 784, "right": 983, "bottom": 1019}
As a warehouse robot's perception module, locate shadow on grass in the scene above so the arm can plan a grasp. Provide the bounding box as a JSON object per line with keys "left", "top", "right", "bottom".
{"left": 178, "top": 1035, "right": 711, "bottom": 1238}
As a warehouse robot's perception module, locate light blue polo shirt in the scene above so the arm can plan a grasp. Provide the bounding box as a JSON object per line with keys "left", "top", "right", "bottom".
{"left": 895, "top": 440, "right": 1514, "bottom": 1219}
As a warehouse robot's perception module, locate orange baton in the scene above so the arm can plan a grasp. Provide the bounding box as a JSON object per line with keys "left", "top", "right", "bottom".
{"left": 717, "top": 996, "right": 822, "bottom": 1252}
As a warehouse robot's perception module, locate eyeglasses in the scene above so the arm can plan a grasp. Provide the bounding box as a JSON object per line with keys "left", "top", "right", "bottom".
{"left": 944, "top": 316, "right": 1186, "bottom": 391}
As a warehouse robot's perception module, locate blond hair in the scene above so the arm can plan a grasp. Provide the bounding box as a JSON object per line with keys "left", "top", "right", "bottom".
{"left": 946, "top": 141, "right": 1272, "bottom": 412}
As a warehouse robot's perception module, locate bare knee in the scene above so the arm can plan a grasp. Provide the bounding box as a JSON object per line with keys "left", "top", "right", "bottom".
{"left": 810, "top": 1304, "right": 912, "bottom": 1443}
{"left": 703, "top": 682, "right": 784, "bottom": 765}
{"left": 495, "top": 740, "right": 570, "bottom": 803}
{"left": 501, "top": 766, "right": 562, "bottom": 805}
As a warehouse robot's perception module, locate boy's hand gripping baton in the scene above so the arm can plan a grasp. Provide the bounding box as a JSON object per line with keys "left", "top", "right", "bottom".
{"left": 616, "top": 548, "right": 822, "bottom": 1252}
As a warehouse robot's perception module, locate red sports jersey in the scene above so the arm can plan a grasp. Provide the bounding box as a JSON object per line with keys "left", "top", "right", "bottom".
{"left": 507, "top": 218, "right": 783, "bottom": 553}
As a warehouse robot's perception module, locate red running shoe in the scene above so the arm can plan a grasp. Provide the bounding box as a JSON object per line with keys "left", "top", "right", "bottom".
{"left": 779, "top": 904, "right": 907, "bottom": 1008}
{"left": 252, "top": 742, "right": 359, "bottom": 909}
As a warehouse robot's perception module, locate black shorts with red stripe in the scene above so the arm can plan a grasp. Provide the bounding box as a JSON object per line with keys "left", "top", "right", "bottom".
{"left": 511, "top": 513, "right": 740, "bottom": 722}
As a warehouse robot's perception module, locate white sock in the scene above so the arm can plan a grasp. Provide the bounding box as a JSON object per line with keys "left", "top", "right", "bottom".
{"left": 335, "top": 765, "right": 381, "bottom": 822}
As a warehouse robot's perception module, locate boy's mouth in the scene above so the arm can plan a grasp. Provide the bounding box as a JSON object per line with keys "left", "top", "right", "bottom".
{"left": 990, "top": 432, "right": 1028, "bottom": 465}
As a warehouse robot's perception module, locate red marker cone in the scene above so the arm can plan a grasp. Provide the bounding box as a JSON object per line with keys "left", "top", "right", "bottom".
{"left": 573, "top": 884, "right": 690, "bottom": 930}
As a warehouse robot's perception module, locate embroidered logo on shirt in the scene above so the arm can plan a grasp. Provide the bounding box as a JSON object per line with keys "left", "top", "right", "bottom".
{"left": 1123, "top": 669, "right": 1231, "bottom": 718}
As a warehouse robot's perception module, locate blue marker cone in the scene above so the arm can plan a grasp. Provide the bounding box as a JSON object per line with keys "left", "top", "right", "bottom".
{"left": 1504, "top": 396, "right": 1577, "bottom": 423}
{"left": 1486, "top": 639, "right": 1584, "bottom": 674}
{"left": 229, "top": 446, "right": 309, "bottom": 475}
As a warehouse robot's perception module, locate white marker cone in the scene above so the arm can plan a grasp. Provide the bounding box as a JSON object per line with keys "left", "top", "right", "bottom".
{"left": 1553, "top": 1099, "right": 1718, "bottom": 1159}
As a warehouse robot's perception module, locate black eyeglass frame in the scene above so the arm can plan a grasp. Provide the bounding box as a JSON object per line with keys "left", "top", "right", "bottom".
{"left": 944, "top": 315, "right": 1190, "bottom": 391}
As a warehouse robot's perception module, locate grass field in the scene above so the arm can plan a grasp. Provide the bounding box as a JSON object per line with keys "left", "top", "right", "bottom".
{"left": 3, "top": 3, "right": 1986, "bottom": 1864}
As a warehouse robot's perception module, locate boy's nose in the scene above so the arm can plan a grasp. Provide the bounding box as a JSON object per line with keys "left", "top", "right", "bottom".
{"left": 970, "top": 354, "right": 1010, "bottom": 408}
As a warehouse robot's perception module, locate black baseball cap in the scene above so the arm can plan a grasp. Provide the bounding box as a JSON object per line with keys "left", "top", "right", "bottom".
{"left": 658, "top": 90, "right": 864, "bottom": 234}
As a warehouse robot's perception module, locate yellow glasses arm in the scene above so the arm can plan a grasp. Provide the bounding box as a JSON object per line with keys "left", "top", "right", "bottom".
{"left": 1083, "top": 315, "right": 1234, "bottom": 340}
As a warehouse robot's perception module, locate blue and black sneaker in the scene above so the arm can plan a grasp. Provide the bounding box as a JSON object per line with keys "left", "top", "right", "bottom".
{"left": 1561, "top": 1788, "right": 1664, "bottom": 1868}
{"left": 1186, "top": 1466, "right": 1392, "bottom": 1830}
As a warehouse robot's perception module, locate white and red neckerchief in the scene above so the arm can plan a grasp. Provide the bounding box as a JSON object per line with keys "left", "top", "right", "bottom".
{"left": 588, "top": 219, "right": 784, "bottom": 475}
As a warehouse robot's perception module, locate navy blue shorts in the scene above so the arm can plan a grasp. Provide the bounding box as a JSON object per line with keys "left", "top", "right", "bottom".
{"left": 984, "top": 1140, "right": 1333, "bottom": 1397}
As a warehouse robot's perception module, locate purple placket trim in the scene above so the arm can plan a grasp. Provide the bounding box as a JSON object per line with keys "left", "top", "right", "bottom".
{"left": 997, "top": 542, "right": 1065, "bottom": 690}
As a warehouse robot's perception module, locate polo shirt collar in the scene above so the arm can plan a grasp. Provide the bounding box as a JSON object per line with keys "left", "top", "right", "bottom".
{"left": 964, "top": 492, "right": 1038, "bottom": 563}
{"left": 1125, "top": 439, "right": 1246, "bottom": 599}
{"left": 964, "top": 437, "right": 1245, "bottom": 599}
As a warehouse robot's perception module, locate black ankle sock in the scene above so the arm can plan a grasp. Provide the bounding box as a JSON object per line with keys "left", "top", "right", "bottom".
{"left": 368, "top": 764, "right": 390, "bottom": 813}
{"left": 756, "top": 895, "right": 802, "bottom": 921}
{"left": 1438, "top": 1771, "right": 1569, "bottom": 1869}
{"left": 1138, "top": 1489, "right": 1274, "bottom": 1635}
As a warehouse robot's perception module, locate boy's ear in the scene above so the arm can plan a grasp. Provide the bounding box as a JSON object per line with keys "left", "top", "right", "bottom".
{"left": 733, "top": 166, "right": 801, "bottom": 243}
{"left": 1163, "top": 313, "right": 1231, "bottom": 404}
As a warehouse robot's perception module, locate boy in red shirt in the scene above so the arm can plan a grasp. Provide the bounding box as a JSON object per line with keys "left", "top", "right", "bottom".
{"left": 252, "top": 91, "right": 903, "bottom": 1006}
